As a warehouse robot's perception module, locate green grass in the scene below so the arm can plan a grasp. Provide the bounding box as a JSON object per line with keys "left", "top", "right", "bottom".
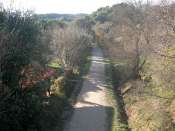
{"left": 81, "top": 56, "right": 92, "bottom": 75}
{"left": 47, "top": 62, "right": 61, "bottom": 68}
{"left": 105, "top": 59, "right": 129, "bottom": 131}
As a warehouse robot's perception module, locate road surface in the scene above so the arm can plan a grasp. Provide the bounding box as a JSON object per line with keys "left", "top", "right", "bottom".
{"left": 64, "top": 47, "right": 109, "bottom": 131}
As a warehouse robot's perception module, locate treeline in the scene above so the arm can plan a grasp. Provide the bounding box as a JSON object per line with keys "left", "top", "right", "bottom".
{"left": 93, "top": 0, "right": 175, "bottom": 130}
{"left": 37, "top": 13, "right": 87, "bottom": 21}
{"left": 0, "top": 5, "right": 92, "bottom": 131}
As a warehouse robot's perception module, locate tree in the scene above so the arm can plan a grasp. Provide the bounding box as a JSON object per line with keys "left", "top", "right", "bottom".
{"left": 51, "top": 23, "right": 92, "bottom": 69}
{"left": 0, "top": 9, "right": 49, "bottom": 131}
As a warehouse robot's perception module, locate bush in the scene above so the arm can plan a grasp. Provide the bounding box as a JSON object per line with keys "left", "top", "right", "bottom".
{"left": 0, "top": 9, "right": 48, "bottom": 131}
{"left": 127, "top": 98, "right": 173, "bottom": 131}
{"left": 0, "top": 6, "right": 91, "bottom": 131}
{"left": 51, "top": 76, "right": 65, "bottom": 96}
{"left": 0, "top": 88, "right": 42, "bottom": 131}
{"left": 51, "top": 72, "right": 78, "bottom": 98}
{"left": 39, "top": 95, "right": 70, "bottom": 131}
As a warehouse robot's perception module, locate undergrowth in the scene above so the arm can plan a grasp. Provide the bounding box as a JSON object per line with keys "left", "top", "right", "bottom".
{"left": 105, "top": 59, "right": 129, "bottom": 131}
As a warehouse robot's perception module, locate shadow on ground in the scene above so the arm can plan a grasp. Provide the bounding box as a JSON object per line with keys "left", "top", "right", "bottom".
{"left": 64, "top": 105, "right": 114, "bottom": 131}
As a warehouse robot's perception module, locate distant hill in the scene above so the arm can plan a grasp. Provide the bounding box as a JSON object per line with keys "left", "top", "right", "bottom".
{"left": 37, "top": 13, "right": 87, "bottom": 21}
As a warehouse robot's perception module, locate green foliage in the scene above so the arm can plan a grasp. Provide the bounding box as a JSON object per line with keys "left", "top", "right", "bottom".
{"left": 64, "top": 73, "right": 78, "bottom": 98}
{"left": 106, "top": 64, "right": 129, "bottom": 131}
{"left": 37, "top": 13, "right": 86, "bottom": 21}
{"left": 0, "top": 88, "right": 42, "bottom": 131}
{"left": 0, "top": 3, "right": 92, "bottom": 131}
{"left": 47, "top": 62, "right": 61, "bottom": 69}
{"left": 0, "top": 9, "right": 49, "bottom": 131}
{"left": 39, "top": 95, "right": 70, "bottom": 131}
{"left": 92, "top": 6, "right": 112, "bottom": 23}
{"left": 0, "top": 10, "right": 46, "bottom": 87}
{"left": 51, "top": 76, "right": 65, "bottom": 96}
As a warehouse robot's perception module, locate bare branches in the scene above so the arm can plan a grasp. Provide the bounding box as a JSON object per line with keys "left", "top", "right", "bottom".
{"left": 50, "top": 23, "right": 92, "bottom": 68}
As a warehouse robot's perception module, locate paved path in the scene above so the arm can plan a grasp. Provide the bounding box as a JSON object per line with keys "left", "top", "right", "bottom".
{"left": 64, "top": 47, "right": 109, "bottom": 131}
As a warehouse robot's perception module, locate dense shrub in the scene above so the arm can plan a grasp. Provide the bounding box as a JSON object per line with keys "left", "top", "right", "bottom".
{"left": 93, "top": 1, "right": 175, "bottom": 130}
{"left": 0, "top": 6, "right": 92, "bottom": 130}
{"left": 0, "top": 9, "right": 49, "bottom": 131}
{"left": 39, "top": 95, "right": 70, "bottom": 131}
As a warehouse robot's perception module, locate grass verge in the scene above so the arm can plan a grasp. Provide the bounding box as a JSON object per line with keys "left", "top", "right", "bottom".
{"left": 105, "top": 59, "right": 130, "bottom": 131}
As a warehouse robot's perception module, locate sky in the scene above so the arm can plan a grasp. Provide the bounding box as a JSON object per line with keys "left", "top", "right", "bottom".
{"left": 0, "top": 0, "right": 172, "bottom": 14}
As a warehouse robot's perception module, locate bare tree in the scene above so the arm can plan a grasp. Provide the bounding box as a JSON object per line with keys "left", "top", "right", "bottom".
{"left": 51, "top": 23, "right": 92, "bottom": 69}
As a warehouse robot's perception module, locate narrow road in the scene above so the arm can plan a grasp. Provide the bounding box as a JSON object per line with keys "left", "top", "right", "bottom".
{"left": 64, "top": 47, "right": 110, "bottom": 131}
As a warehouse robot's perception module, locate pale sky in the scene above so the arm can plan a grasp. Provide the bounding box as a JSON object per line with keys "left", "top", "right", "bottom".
{"left": 0, "top": 0, "right": 172, "bottom": 14}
